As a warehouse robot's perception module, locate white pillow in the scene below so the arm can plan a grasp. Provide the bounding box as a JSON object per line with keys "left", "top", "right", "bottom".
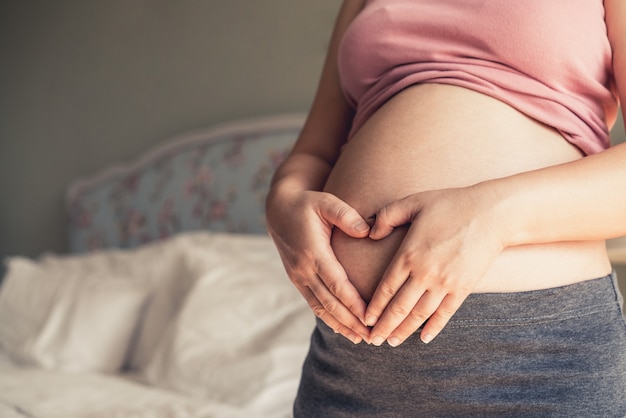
{"left": 39, "top": 235, "right": 196, "bottom": 371}
{"left": 0, "top": 257, "right": 148, "bottom": 373}
{"left": 143, "top": 233, "right": 314, "bottom": 406}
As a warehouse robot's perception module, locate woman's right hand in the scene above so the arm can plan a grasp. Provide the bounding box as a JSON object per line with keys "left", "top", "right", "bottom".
{"left": 266, "top": 186, "right": 372, "bottom": 344}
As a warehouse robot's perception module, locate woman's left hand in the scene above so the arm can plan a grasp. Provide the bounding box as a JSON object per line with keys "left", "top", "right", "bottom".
{"left": 365, "top": 185, "right": 505, "bottom": 346}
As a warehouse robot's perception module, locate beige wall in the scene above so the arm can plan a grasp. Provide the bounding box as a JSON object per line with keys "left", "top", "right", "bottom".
{"left": 1, "top": 0, "right": 625, "bottom": 267}
{"left": 0, "top": 0, "right": 340, "bottom": 260}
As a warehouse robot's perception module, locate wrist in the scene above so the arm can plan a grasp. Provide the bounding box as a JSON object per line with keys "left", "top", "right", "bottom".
{"left": 266, "top": 180, "right": 299, "bottom": 216}
{"left": 470, "top": 180, "right": 518, "bottom": 250}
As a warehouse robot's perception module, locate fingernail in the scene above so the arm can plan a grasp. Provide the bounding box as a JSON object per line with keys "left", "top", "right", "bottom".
{"left": 387, "top": 337, "right": 401, "bottom": 347}
{"left": 421, "top": 333, "right": 434, "bottom": 344}
{"left": 372, "top": 336, "right": 385, "bottom": 346}
{"left": 365, "top": 315, "right": 378, "bottom": 326}
{"left": 354, "top": 221, "right": 369, "bottom": 233}
{"left": 352, "top": 335, "right": 363, "bottom": 345}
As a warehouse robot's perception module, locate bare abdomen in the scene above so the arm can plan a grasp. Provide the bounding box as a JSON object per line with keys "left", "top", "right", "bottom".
{"left": 324, "top": 84, "right": 611, "bottom": 301}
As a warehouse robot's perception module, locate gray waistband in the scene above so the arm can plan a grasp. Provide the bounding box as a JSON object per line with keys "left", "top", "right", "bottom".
{"left": 446, "top": 272, "right": 622, "bottom": 326}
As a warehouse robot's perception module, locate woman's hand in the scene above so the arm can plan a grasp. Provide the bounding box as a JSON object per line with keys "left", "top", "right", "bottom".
{"left": 266, "top": 186, "right": 372, "bottom": 344}
{"left": 365, "top": 185, "right": 505, "bottom": 346}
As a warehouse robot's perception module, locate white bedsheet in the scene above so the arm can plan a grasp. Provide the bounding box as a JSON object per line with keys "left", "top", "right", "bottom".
{"left": 0, "top": 232, "right": 313, "bottom": 418}
{"left": 0, "top": 352, "right": 246, "bottom": 418}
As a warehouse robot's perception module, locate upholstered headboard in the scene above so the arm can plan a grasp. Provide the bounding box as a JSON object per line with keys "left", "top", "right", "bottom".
{"left": 65, "top": 114, "right": 305, "bottom": 253}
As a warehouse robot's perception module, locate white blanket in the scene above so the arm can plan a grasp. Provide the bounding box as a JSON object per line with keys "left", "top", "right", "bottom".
{"left": 0, "top": 356, "right": 241, "bottom": 418}
{"left": 0, "top": 232, "right": 315, "bottom": 418}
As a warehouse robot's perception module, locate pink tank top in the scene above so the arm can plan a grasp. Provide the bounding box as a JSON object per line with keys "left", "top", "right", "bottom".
{"left": 338, "top": 0, "right": 618, "bottom": 155}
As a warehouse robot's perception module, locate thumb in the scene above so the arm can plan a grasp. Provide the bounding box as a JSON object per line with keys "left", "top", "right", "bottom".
{"left": 319, "top": 196, "right": 370, "bottom": 238}
{"left": 369, "top": 195, "right": 420, "bottom": 240}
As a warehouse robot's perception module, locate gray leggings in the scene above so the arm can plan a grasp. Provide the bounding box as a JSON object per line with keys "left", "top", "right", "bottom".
{"left": 294, "top": 273, "right": 626, "bottom": 417}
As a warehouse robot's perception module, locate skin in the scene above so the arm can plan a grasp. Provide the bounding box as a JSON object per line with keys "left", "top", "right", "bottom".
{"left": 265, "top": 0, "right": 626, "bottom": 346}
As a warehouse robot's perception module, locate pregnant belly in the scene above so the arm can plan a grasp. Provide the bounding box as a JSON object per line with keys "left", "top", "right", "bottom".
{"left": 324, "top": 84, "right": 611, "bottom": 301}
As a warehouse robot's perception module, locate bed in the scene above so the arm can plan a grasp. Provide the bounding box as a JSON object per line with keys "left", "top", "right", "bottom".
{"left": 0, "top": 113, "right": 314, "bottom": 418}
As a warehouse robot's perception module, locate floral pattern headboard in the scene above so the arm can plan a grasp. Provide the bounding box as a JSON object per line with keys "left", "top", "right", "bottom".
{"left": 66, "top": 114, "right": 305, "bottom": 253}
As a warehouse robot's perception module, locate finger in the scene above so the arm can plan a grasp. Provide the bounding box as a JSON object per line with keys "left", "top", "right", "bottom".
{"left": 364, "top": 248, "right": 417, "bottom": 327}
{"left": 316, "top": 247, "right": 368, "bottom": 324}
{"left": 384, "top": 290, "right": 445, "bottom": 347}
{"left": 367, "top": 277, "right": 430, "bottom": 346}
{"left": 300, "top": 286, "right": 364, "bottom": 343}
{"left": 369, "top": 196, "right": 421, "bottom": 240}
{"left": 308, "top": 278, "right": 371, "bottom": 337}
{"left": 305, "top": 274, "right": 371, "bottom": 338}
{"left": 306, "top": 248, "right": 369, "bottom": 335}
{"left": 417, "top": 293, "right": 466, "bottom": 344}
{"left": 319, "top": 196, "right": 370, "bottom": 238}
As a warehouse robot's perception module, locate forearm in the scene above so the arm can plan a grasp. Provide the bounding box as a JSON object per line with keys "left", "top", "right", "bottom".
{"left": 269, "top": 152, "right": 333, "bottom": 196}
{"left": 486, "top": 141, "right": 626, "bottom": 247}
